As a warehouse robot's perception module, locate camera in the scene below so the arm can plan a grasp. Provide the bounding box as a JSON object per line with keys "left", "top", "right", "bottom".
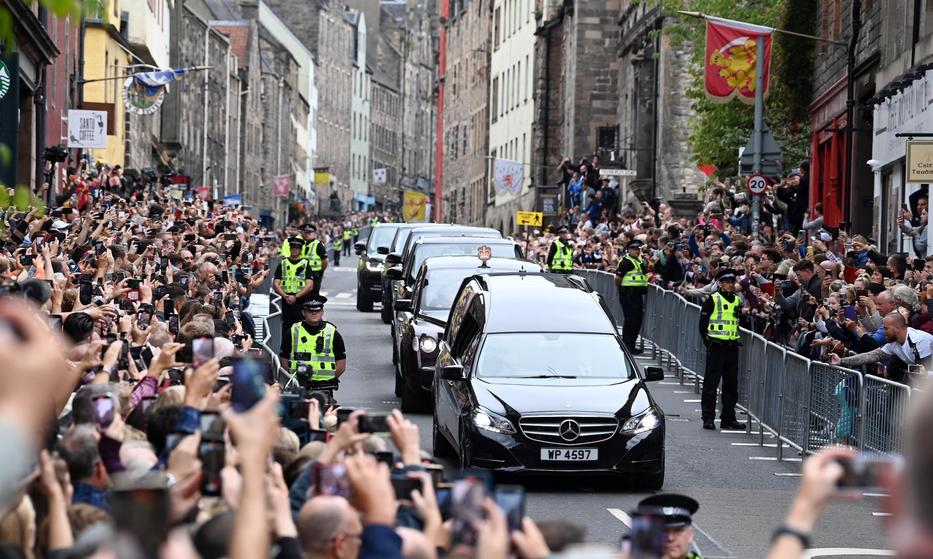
{"left": 42, "top": 145, "right": 68, "bottom": 163}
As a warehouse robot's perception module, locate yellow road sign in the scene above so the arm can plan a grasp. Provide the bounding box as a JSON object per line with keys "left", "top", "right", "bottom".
{"left": 516, "top": 211, "right": 543, "bottom": 226}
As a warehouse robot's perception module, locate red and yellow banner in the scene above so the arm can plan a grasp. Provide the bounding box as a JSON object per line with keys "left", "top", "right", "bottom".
{"left": 402, "top": 190, "right": 428, "bottom": 222}
{"left": 704, "top": 16, "right": 773, "bottom": 105}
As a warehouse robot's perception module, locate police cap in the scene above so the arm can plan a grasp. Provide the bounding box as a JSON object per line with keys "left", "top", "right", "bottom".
{"left": 716, "top": 268, "right": 738, "bottom": 282}
{"left": 635, "top": 494, "right": 699, "bottom": 527}
{"left": 301, "top": 223, "right": 317, "bottom": 232}
{"left": 626, "top": 240, "right": 643, "bottom": 250}
{"left": 288, "top": 237, "right": 305, "bottom": 248}
{"left": 556, "top": 226, "right": 570, "bottom": 234}
{"left": 301, "top": 296, "right": 328, "bottom": 311}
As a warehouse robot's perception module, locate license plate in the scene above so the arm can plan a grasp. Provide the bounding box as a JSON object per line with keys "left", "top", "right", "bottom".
{"left": 539, "top": 448, "right": 598, "bottom": 461}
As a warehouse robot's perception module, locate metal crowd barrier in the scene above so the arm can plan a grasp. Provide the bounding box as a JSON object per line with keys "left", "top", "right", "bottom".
{"left": 575, "top": 270, "right": 914, "bottom": 460}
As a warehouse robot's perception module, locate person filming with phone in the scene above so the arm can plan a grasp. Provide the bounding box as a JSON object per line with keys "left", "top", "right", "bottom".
{"left": 281, "top": 295, "right": 346, "bottom": 390}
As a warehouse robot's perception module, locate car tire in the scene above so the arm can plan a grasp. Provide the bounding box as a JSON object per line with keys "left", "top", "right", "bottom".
{"left": 432, "top": 413, "right": 455, "bottom": 458}
{"left": 637, "top": 467, "right": 665, "bottom": 491}
{"left": 394, "top": 366, "right": 403, "bottom": 397}
{"left": 400, "top": 374, "right": 427, "bottom": 414}
{"left": 381, "top": 297, "right": 392, "bottom": 323}
{"left": 356, "top": 282, "right": 373, "bottom": 312}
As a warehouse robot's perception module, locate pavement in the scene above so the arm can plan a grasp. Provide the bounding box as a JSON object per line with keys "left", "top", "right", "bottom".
{"left": 276, "top": 254, "right": 893, "bottom": 558}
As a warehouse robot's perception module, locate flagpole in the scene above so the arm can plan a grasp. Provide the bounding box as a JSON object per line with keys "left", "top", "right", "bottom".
{"left": 676, "top": 11, "right": 847, "bottom": 47}
{"left": 77, "top": 66, "right": 214, "bottom": 85}
{"left": 751, "top": 37, "right": 765, "bottom": 240}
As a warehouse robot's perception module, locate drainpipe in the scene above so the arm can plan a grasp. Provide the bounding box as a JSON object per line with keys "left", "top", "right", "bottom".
{"left": 201, "top": 24, "right": 210, "bottom": 191}
{"left": 843, "top": 0, "right": 862, "bottom": 225}
{"left": 236, "top": 80, "right": 245, "bottom": 196}
{"left": 223, "top": 43, "right": 231, "bottom": 198}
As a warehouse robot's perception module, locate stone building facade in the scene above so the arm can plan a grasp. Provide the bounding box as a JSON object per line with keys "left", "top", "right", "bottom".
{"left": 262, "top": 0, "right": 353, "bottom": 215}
{"left": 161, "top": 6, "right": 241, "bottom": 204}
{"left": 347, "top": 11, "right": 373, "bottom": 210}
{"left": 616, "top": 1, "right": 703, "bottom": 204}
{"left": 370, "top": 67, "right": 402, "bottom": 210}
{"left": 443, "top": 0, "right": 491, "bottom": 226}
{"left": 531, "top": 0, "right": 621, "bottom": 220}
{"left": 257, "top": 29, "right": 299, "bottom": 219}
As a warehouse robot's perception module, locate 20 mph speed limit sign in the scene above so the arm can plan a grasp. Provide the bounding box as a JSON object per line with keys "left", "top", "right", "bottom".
{"left": 747, "top": 174, "right": 767, "bottom": 195}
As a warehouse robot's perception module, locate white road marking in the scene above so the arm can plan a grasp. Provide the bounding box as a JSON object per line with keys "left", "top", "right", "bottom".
{"left": 774, "top": 473, "right": 802, "bottom": 477}
{"left": 863, "top": 492, "right": 890, "bottom": 498}
{"left": 335, "top": 292, "right": 353, "bottom": 299}
{"left": 606, "top": 508, "right": 631, "bottom": 527}
{"left": 320, "top": 291, "right": 330, "bottom": 297}
{"left": 872, "top": 512, "right": 893, "bottom": 517}
{"left": 803, "top": 548, "right": 894, "bottom": 557}
{"left": 732, "top": 442, "right": 777, "bottom": 447}
{"left": 673, "top": 390, "right": 692, "bottom": 394}
{"left": 683, "top": 399, "right": 701, "bottom": 403}
{"left": 331, "top": 267, "right": 357, "bottom": 272}
{"left": 749, "top": 456, "right": 802, "bottom": 462}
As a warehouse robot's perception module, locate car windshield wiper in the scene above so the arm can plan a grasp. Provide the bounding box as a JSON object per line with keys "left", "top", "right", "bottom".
{"left": 518, "top": 375, "right": 578, "bottom": 379}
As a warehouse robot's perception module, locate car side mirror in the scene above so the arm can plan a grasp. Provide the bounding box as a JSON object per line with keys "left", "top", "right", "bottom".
{"left": 386, "top": 253, "right": 402, "bottom": 265}
{"left": 385, "top": 266, "right": 403, "bottom": 280}
{"left": 394, "top": 299, "right": 412, "bottom": 312}
{"left": 440, "top": 364, "right": 465, "bottom": 381}
{"left": 377, "top": 246, "right": 390, "bottom": 255}
{"left": 644, "top": 366, "right": 664, "bottom": 382}
{"left": 354, "top": 242, "right": 366, "bottom": 255}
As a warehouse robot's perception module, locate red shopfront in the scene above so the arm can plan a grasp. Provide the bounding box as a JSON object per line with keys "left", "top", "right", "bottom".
{"left": 809, "top": 77, "right": 848, "bottom": 229}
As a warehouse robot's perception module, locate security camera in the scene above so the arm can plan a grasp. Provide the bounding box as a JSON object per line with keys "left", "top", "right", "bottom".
{"left": 867, "top": 159, "right": 881, "bottom": 168}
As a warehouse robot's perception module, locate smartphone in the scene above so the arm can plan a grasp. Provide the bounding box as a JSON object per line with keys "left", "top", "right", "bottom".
{"left": 391, "top": 475, "right": 422, "bottom": 501}
{"left": 357, "top": 412, "right": 390, "bottom": 434}
{"left": 843, "top": 306, "right": 858, "bottom": 321}
{"left": 289, "top": 399, "right": 310, "bottom": 420}
{"left": 113, "top": 271, "right": 126, "bottom": 284}
{"left": 451, "top": 477, "right": 487, "bottom": 547}
{"left": 435, "top": 484, "right": 453, "bottom": 521}
{"left": 80, "top": 282, "right": 94, "bottom": 305}
{"left": 425, "top": 464, "right": 445, "bottom": 487}
{"left": 164, "top": 299, "right": 175, "bottom": 316}
{"left": 314, "top": 463, "right": 350, "bottom": 498}
{"left": 835, "top": 453, "right": 898, "bottom": 491}
{"left": 494, "top": 485, "right": 526, "bottom": 532}
{"left": 160, "top": 257, "right": 169, "bottom": 270}
{"left": 336, "top": 408, "right": 354, "bottom": 425}
{"left": 180, "top": 275, "right": 189, "bottom": 287}
{"left": 375, "top": 451, "right": 395, "bottom": 467}
{"left": 212, "top": 291, "right": 223, "bottom": 307}
{"left": 192, "top": 336, "right": 214, "bottom": 368}
{"left": 140, "top": 395, "right": 157, "bottom": 417}
{"left": 95, "top": 241, "right": 106, "bottom": 255}
{"left": 93, "top": 395, "right": 115, "bottom": 429}
{"left": 231, "top": 357, "right": 267, "bottom": 412}
{"left": 200, "top": 411, "right": 225, "bottom": 442}
{"left": 137, "top": 309, "right": 152, "bottom": 330}
{"left": 626, "top": 513, "right": 666, "bottom": 559}
{"left": 168, "top": 315, "right": 179, "bottom": 336}
{"left": 198, "top": 440, "right": 225, "bottom": 497}
{"left": 308, "top": 429, "right": 329, "bottom": 443}
{"left": 111, "top": 487, "right": 169, "bottom": 558}
{"left": 126, "top": 279, "right": 141, "bottom": 289}
{"left": 221, "top": 271, "right": 229, "bottom": 284}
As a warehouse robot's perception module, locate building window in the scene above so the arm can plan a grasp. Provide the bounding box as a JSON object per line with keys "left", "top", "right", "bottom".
{"left": 493, "top": 6, "right": 501, "bottom": 49}
{"left": 491, "top": 77, "right": 498, "bottom": 122}
{"left": 524, "top": 55, "right": 530, "bottom": 102}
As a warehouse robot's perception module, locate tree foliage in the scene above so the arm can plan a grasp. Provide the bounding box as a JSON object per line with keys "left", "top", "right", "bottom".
{"left": 659, "top": 0, "right": 815, "bottom": 178}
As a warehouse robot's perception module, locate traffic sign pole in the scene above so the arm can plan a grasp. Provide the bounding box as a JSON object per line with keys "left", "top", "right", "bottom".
{"left": 751, "top": 37, "right": 765, "bottom": 240}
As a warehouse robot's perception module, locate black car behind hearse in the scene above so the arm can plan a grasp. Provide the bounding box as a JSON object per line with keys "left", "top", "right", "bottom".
{"left": 432, "top": 271, "right": 666, "bottom": 489}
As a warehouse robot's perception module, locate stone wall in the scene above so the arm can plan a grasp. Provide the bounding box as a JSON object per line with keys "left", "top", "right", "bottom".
{"left": 314, "top": 9, "right": 353, "bottom": 214}
{"left": 812, "top": 0, "right": 884, "bottom": 97}
{"left": 443, "top": 0, "right": 491, "bottom": 225}
{"left": 655, "top": 35, "right": 704, "bottom": 198}
{"left": 370, "top": 72, "right": 402, "bottom": 209}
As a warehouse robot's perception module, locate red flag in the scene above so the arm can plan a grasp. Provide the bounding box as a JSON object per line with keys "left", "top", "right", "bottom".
{"left": 699, "top": 163, "right": 717, "bottom": 177}
{"left": 704, "top": 16, "right": 773, "bottom": 105}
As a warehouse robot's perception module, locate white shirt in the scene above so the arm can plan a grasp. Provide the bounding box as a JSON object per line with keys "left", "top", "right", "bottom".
{"left": 881, "top": 327, "right": 933, "bottom": 369}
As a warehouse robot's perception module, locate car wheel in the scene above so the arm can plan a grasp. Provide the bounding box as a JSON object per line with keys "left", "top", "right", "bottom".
{"left": 636, "top": 466, "right": 665, "bottom": 491}
{"left": 432, "top": 412, "right": 454, "bottom": 458}
{"left": 394, "top": 366, "right": 403, "bottom": 397}
{"left": 356, "top": 282, "right": 373, "bottom": 312}
{"left": 400, "top": 375, "right": 426, "bottom": 413}
{"left": 381, "top": 297, "right": 392, "bottom": 323}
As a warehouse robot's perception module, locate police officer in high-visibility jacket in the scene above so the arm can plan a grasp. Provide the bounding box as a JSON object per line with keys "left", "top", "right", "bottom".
{"left": 616, "top": 239, "right": 648, "bottom": 354}
{"left": 341, "top": 228, "right": 352, "bottom": 256}
{"left": 330, "top": 235, "right": 343, "bottom": 267}
{"left": 546, "top": 226, "right": 574, "bottom": 273}
{"left": 279, "top": 225, "right": 300, "bottom": 257}
{"left": 273, "top": 238, "right": 316, "bottom": 355}
{"left": 299, "top": 224, "right": 328, "bottom": 295}
{"left": 698, "top": 268, "right": 746, "bottom": 431}
{"left": 281, "top": 296, "right": 347, "bottom": 387}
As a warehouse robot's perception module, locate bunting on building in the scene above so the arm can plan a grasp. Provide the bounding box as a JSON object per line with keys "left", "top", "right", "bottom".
{"left": 123, "top": 67, "right": 195, "bottom": 115}
{"left": 493, "top": 158, "right": 524, "bottom": 195}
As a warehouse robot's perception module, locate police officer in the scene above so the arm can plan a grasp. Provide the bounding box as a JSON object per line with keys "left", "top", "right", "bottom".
{"left": 278, "top": 224, "right": 299, "bottom": 257}
{"left": 330, "top": 233, "right": 343, "bottom": 267}
{"left": 625, "top": 494, "right": 703, "bottom": 559}
{"left": 547, "top": 226, "right": 574, "bottom": 273}
{"left": 273, "top": 237, "right": 315, "bottom": 355}
{"left": 299, "top": 224, "right": 328, "bottom": 295}
{"left": 341, "top": 227, "right": 352, "bottom": 256}
{"left": 698, "top": 268, "right": 746, "bottom": 431}
{"left": 616, "top": 239, "right": 648, "bottom": 354}
{"left": 281, "top": 296, "right": 347, "bottom": 388}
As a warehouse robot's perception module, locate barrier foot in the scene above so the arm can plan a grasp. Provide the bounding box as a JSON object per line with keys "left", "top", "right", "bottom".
{"left": 759, "top": 423, "right": 764, "bottom": 447}
{"left": 777, "top": 438, "right": 783, "bottom": 462}
{"left": 694, "top": 374, "right": 700, "bottom": 395}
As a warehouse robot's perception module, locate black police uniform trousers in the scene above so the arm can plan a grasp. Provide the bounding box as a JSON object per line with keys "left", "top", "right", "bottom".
{"left": 343, "top": 242, "right": 351, "bottom": 256}
{"left": 618, "top": 287, "right": 645, "bottom": 351}
{"left": 332, "top": 250, "right": 341, "bottom": 267}
{"left": 280, "top": 295, "right": 303, "bottom": 354}
{"left": 309, "top": 273, "right": 323, "bottom": 296}
{"left": 701, "top": 341, "right": 740, "bottom": 423}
